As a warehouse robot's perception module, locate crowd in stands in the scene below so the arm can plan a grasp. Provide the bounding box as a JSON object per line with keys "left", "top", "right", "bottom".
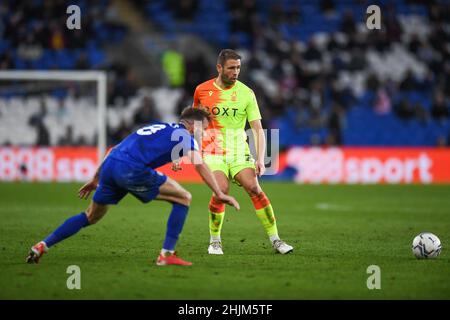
{"left": 0, "top": 0, "right": 137, "bottom": 106}
{"left": 0, "top": 0, "right": 127, "bottom": 70}
{"left": 143, "top": 0, "right": 450, "bottom": 147}
{"left": 0, "top": 0, "right": 146, "bottom": 146}
{"left": 1, "top": 0, "right": 449, "bottom": 148}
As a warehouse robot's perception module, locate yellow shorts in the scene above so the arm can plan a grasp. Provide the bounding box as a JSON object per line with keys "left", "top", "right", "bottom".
{"left": 203, "top": 153, "right": 256, "bottom": 184}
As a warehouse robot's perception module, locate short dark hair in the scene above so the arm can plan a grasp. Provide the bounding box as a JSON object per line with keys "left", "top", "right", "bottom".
{"left": 180, "top": 107, "right": 211, "bottom": 122}
{"left": 217, "top": 49, "right": 241, "bottom": 66}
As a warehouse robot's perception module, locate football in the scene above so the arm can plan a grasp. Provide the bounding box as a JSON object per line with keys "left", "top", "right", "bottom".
{"left": 412, "top": 232, "right": 442, "bottom": 259}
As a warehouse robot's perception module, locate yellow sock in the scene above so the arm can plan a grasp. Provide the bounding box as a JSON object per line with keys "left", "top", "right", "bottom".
{"left": 251, "top": 192, "right": 279, "bottom": 237}
{"left": 209, "top": 196, "right": 225, "bottom": 240}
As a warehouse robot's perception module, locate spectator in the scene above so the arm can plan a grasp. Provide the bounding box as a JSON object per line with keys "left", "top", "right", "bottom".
{"left": 109, "top": 64, "right": 139, "bottom": 103}
{"left": 34, "top": 122, "right": 50, "bottom": 146}
{"left": 384, "top": 11, "right": 402, "bottom": 43}
{"left": 175, "top": 89, "right": 193, "bottom": 117}
{"left": 431, "top": 91, "right": 449, "bottom": 121}
{"left": 320, "top": 0, "right": 336, "bottom": 15}
{"left": 58, "top": 126, "right": 76, "bottom": 146}
{"left": 76, "top": 135, "right": 89, "bottom": 146}
{"left": 230, "top": 0, "right": 257, "bottom": 33}
{"left": 308, "top": 80, "right": 325, "bottom": 111}
{"left": 303, "top": 39, "right": 322, "bottom": 61}
{"left": 110, "top": 120, "right": 131, "bottom": 145}
{"left": 295, "top": 103, "right": 310, "bottom": 128}
{"left": 28, "top": 102, "right": 50, "bottom": 146}
{"left": 54, "top": 98, "right": 69, "bottom": 121}
{"left": 133, "top": 96, "right": 161, "bottom": 127}
{"left": 184, "top": 53, "right": 209, "bottom": 93}
{"left": 162, "top": 49, "right": 185, "bottom": 88}
{"left": 309, "top": 108, "right": 324, "bottom": 129}
{"left": 29, "top": 100, "right": 47, "bottom": 123}
{"left": 408, "top": 34, "right": 421, "bottom": 55}
{"left": 327, "top": 103, "right": 345, "bottom": 145}
{"left": 75, "top": 52, "right": 91, "bottom": 70}
{"left": 287, "top": 6, "right": 301, "bottom": 25}
{"left": 17, "top": 33, "right": 43, "bottom": 66}
{"left": 395, "top": 99, "right": 414, "bottom": 120}
{"left": 49, "top": 24, "right": 65, "bottom": 50}
{"left": 170, "top": 0, "right": 198, "bottom": 22}
{"left": 268, "top": 3, "right": 285, "bottom": 27}
{"left": 0, "top": 51, "right": 15, "bottom": 69}
{"left": 366, "top": 74, "right": 380, "bottom": 92}
{"left": 341, "top": 10, "right": 356, "bottom": 35}
{"left": 374, "top": 88, "right": 392, "bottom": 115}
{"left": 68, "top": 30, "right": 88, "bottom": 50}
{"left": 348, "top": 48, "right": 367, "bottom": 71}
{"left": 414, "top": 103, "right": 429, "bottom": 124}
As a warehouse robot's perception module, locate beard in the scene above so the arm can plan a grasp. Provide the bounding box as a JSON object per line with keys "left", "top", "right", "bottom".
{"left": 221, "top": 74, "right": 236, "bottom": 86}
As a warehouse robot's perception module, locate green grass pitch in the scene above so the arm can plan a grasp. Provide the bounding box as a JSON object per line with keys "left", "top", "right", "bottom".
{"left": 0, "top": 182, "right": 449, "bottom": 299}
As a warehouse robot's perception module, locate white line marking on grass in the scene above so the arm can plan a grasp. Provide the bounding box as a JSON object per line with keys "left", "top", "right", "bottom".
{"left": 316, "top": 203, "right": 350, "bottom": 211}
{"left": 315, "top": 203, "right": 436, "bottom": 214}
{"left": 0, "top": 205, "right": 76, "bottom": 213}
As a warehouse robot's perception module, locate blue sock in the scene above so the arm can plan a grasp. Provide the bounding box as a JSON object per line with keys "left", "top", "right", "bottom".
{"left": 44, "top": 212, "right": 90, "bottom": 248}
{"left": 162, "top": 203, "right": 189, "bottom": 251}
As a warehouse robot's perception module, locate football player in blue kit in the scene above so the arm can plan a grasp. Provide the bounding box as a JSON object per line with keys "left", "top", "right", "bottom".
{"left": 26, "top": 107, "right": 240, "bottom": 266}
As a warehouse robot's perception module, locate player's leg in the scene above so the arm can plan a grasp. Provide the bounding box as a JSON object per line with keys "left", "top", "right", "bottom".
{"left": 85, "top": 201, "right": 109, "bottom": 224}
{"left": 26, "top": 157, "right": 126, "bottom": 264}
{"left": 155, "top": 176, "right": 192, "bottom": 206}
{"left": 135, "top": 176, "right": 192, "bottom": 266}
{"left": 202, "top": 154, "right": 230, "bottom": 254}
{"left": 234, "top": 168, "right": 293, "bottom": 254}
{"left": 207, "top": 170, "right": 229, "bottom": 254}
{"left": 26, "top": 201, "right": 109, "bottom": 264}
{"left": 123, "top": 166, "right": 191, "bottom": 266}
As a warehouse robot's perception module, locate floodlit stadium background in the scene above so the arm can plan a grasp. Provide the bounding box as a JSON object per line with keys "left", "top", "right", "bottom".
{"left": 1, "top": 0, "right": 450, "bottom": 301}
{"left": 0, "top": 0, "right": 449, "bottom": 184}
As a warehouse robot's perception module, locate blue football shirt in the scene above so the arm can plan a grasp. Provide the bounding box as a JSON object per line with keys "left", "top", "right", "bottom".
{"left": 108, "top": 122, "right": 198, "bottom": 169}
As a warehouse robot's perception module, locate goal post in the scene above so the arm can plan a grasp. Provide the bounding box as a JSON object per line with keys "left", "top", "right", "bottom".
{"left": 0, "top": 70, "right": 108, "bottom": 161}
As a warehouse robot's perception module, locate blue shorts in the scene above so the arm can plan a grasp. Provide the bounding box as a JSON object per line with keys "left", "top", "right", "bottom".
{"left": 93, "top": 157, "right": 168, "bottom": 205}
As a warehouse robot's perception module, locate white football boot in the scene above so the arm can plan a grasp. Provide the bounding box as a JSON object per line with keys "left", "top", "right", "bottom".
{"left": 208, "top": 241, "right": 224, "bottom": 255}
{"left": 272, "top": 239, "right": 294, "bottom": 254}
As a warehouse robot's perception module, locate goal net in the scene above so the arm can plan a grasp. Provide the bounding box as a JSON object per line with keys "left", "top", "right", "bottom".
{"left": 0, "top": 70, "right": 107, "bottom": 182}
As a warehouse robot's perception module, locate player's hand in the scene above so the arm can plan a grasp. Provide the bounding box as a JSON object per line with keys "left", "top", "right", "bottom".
{"left": 172, "top": 161, "right": 182, "bottom": 172}
{"left": 216, "top": 193, "right": 240, "bottom": 211}
{"left": 255, "top": 160, "right": 265, "bottom": 176}
{"left": 78, "top": 180, "right": 98, "bottom": 200}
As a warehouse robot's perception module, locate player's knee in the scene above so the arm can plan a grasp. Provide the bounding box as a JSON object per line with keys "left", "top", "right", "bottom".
{"left": 220, "top": 185, "right": 229, "bottom": 194}
{"left": 86, "top": 204, "right": 107, "bottom": 225}
{"left": 216, "top": 181, "right": 229, "bottom": 194}
{"left": 86, "top": 211, "right": 100, "bottom": 224}
{"left": 245, "top": 184, "right": 262, "bottom": 197}
{"left": 87, "top": 215, "right": 98, "bottom": 225}
{"left": 86, "top": 210, "right": 96, "bottom": 224}
{"left": 180, "top": 191, "right": 192, "bottom": 206}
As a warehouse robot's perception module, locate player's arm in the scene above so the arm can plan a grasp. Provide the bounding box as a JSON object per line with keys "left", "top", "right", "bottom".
{"left": 246, "top": 89, "right": 265, "bottom": 176}
{"left": 78, "top": 147, "right": 113, "bottom": 199}
{"left": 187, "top": 150, "right": 240, "bottom": 210}
{"left": 249, "top": 119, "right": 266, "bottom": 176}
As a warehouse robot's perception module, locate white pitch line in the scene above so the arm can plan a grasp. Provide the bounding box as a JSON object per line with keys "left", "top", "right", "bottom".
{"left": 315, "top": 203, "right": 350, "bottom": 211}
{"left": 0, "top": 205, "right": 77, "bottom": 213}
{"left": 314, "top": 203, "right": 444, "bottom": 214}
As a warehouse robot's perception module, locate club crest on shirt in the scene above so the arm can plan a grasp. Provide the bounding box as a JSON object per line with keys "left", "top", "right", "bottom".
{"left": 231, "top": 91, "right": 237, "bottom": 101}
